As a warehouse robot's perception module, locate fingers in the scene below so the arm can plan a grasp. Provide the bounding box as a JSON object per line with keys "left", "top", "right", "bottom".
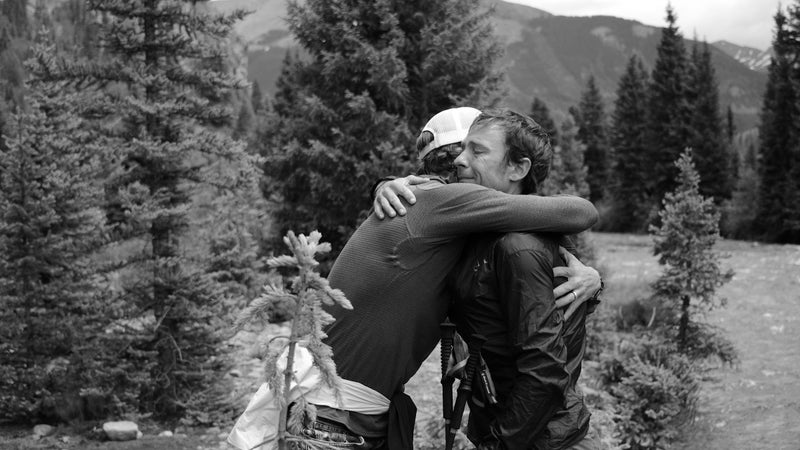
{"left": 396, "top": 185, "right": 416, "bottom": 207}
{"left": 406, "top": 175, "right": 428, "bottom": 186}
{"left": 559, "top": 246, "right": 576, "bottom": 263}
{"left": 373, "top": 198, "right": 385, "bottom": 220}
{"left": 564, "top": 300, "right": 581, "bottom": 321}
{"left": 553, "top": 277, "right": 574, "bottom": 299}
{"left": 554, "top": 293, "right": 571, "bottom": 308}
{"left": 389, "top": 192, "right": 407, "bottom": 216}
{"left": 553, "top": 266, "right": 570, "bottom": 278}
{"left": 379, "top": 195, "right": 397, "bottom": 218}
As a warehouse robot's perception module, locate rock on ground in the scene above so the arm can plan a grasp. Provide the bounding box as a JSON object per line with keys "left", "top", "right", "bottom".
{"left": 32, "top": 424, "right": 55, "bottom": 438}
{"left": 103, "top": 421, "right": 140, "bottom": 441}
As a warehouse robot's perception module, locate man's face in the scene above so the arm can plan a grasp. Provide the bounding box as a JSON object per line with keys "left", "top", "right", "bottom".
{"left": 454, "top": 123, "right": 520, "bottom": 194}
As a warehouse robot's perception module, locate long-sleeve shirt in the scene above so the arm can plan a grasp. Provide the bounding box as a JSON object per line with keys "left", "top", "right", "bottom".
{"left": 449, "top": 232, "right": 591, "bottom": 449}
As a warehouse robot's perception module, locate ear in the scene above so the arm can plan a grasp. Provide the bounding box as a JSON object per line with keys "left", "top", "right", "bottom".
{"left": 508, "top": 157, "right": 531, "bottom": 182}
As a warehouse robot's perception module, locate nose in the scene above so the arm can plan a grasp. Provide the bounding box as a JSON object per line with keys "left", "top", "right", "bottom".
{"left": 454, "top": 149, "right": 467, "bottom": 168}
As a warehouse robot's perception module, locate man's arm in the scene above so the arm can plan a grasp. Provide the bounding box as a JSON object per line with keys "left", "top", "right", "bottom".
{"left": 490, "top": 239, "right": 570, "bottom": 449}
{"left": 414, "top": 182, "right": 598, "bottom": 237}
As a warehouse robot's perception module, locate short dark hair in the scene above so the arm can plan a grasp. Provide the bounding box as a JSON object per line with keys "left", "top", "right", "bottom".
{"left": 470, "top": 108, "right": 552, "bottom": 194}
{"left": 415, "top": 130, "right": 461, "bottom": 177}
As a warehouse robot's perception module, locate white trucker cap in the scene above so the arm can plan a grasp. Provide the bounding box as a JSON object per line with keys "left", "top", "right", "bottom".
{"left": 419, "top": 107, "right": 482, "bottom": 160}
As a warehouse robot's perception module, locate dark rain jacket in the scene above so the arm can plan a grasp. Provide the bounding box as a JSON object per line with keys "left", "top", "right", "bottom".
{"left": 449, "top": 232, "right": 593, "bottom": 450}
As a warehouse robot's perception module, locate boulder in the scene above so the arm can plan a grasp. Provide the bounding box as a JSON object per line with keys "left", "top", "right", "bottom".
{"left": 32, "top": 424, "right": 55, "bottom": 438}
{"left": 158, "top": 430, "right": 173, "bottom": 437}
{"left": 103, "top": 421, "right": 140, "bottom": 441}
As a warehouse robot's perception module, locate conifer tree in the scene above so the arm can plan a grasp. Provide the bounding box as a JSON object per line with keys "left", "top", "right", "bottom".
{"left": 726, "top": 105, "right": 739, "bottom": 182}
{"left": 236, "top": 231, "right": 352, "bottom": 450}
{"left": 541, "top": 116, "right": 589, "bottom": 199}
{"left": 574, "top": 75, "right": 610, "bottom": 203}
{"left": 1, "top": 0, "right": 28, "bottom": 38}
{"left": 234, "top": 101, "right": 255, "bottom": 141}
{"left": 755, "top": 7, "right": 799, "bottom": 243}
{"left": 650, "top": 151, "right": 733, "bottom": 357}
{"left": 28, "top": 1, "right": 258, "bottom": 417}
{"left": 0, "top": 92, "right": 107, "bottom": 421}
{"left": 726, "top": 105, "right": 735, "bottom": 143}
{"left": 251, "top": 79, "right": 265, "bottom": 114}
{"left": 609, "top": 54, "right": 651, "bottom": 231}
{"left": 529, "top": 96, "right": 559, "bottom": 148}
{"left": 261, "top": 0, "right": 503, "bottom": 253}
{"left": 784, "top": 3, "right": 800, "bottom": 243}
{"left": 687, "top": 40, "right": 732, "bottom": 204}
{"left": 645, "top": 6, "right": 692, "bottom": 217}
{"left": 0, "top": 26, "right": 10, "bottom": 53}
{"left": 32, "top": 0, "right": 55, "bottom": 43}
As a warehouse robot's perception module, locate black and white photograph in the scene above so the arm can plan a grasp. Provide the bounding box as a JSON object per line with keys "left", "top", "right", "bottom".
{"left": 0, "top": 0, "right": 794, "bottom": 449}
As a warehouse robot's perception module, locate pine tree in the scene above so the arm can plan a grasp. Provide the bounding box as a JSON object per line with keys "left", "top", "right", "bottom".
{"left": 726, "top": 105, "right": 739, "bottom": 182}
{"left": 27, "top": 1, "right": 258, "bottom": 417}
{"left": 755, "top": 7, "right": 799, "bottom": 243}
{"left": 0, "top": 92, "right": 107, "bottom": 421}
{"left": 0, "top": 25, "right": 10, "bottom": 52}
{"left": 32, "top": 0, "right": 55, "bottom": 44}
{"left": 726, "top": 105, "right": 735, "bottom": 143}
{"left": 233, "top": 101, "right": 255, "bottom": 141}
{"left": 1, "top": 0, "right": 28, "bottom": 38}
{"left": 574, "top": 75, "right": 610, "bottom": 203}
{"left": 650, "top": 151, "right": 733, "bottom": 357}
{"left": 785, "top": 3, "right": 800, "bottom": 243}
{"left": 236, "top": 231, "right": 352, "bottom": 450}
{"left": 609, "top": 54, "right": 651, "bottom": 231}
{"left": 541, "top": 116, "right": 589, "bottom": 199}
{"left": 687, "top": 40, "right": 732, "bottom": 204}
{"left": 261, "top": 0, "right": 503, "bottom": 254}
{"left": 645, "top": 6, "right": 692, "bottom": 217}
{"left": 529, "top": 97, "right": 559, "bottom": 148}
{"left": 251, "top": 79, "right": 265, "bottom": 114}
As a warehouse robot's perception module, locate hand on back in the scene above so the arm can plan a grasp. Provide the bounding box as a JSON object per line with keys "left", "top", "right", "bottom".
{"left": 372, "top": 175, "right": 428, "bottom": 219}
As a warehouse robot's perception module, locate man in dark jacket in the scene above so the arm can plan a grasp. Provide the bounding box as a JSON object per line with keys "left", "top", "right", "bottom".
{"left": 449, "top": 109, "right": 599, "bottom": 449}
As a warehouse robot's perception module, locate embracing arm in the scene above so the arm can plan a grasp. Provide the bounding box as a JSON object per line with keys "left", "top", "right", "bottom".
{"left": 373, "top": 176, "right": 599, "bottom": 234}
{"left": 426, "top": 183, "right": 598, "bottom": 237}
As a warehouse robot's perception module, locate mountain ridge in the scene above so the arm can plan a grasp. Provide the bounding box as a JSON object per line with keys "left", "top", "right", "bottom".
{"left": 712, "top": 40, "right": 772, "bottom": 73}
{"left": 213, "top": 0, "right": 767, "bottom": 132}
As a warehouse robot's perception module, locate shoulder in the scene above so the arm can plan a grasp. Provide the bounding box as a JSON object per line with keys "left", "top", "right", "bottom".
{"left": 412, "top": 180, "right": 490, "bottom": 194}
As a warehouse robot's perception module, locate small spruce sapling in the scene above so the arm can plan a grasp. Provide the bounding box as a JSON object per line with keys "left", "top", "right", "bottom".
{"left": 650, "top": 150, "right": 734, "bottom": 355}
{"left": 236, "top": 231, "right": 352, "bottom": 450}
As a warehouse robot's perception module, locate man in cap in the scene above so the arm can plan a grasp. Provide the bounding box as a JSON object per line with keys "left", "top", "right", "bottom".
{"left": 229, "top": 107, "right": 599, "bottom": 450}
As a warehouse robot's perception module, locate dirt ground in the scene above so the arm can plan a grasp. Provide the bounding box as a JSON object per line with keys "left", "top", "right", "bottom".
{"left": 3, "top": 232, "right": 799, "bottom": 449}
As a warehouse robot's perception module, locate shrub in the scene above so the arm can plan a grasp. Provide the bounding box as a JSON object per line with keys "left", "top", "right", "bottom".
{"left": 600, "top": 332, "right": 699, "bottom": 450}
{"left": 650, "top": 150, "right": 734, "bottom": 355}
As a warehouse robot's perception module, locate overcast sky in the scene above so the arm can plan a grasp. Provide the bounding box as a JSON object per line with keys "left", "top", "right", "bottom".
{"left": 506, "top": 0, "right": 780, "bottom": 50}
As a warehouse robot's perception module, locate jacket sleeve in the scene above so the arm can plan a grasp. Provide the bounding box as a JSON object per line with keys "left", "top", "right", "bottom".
{"left": 490, "top": 243, "right": 570, "bottom": 449}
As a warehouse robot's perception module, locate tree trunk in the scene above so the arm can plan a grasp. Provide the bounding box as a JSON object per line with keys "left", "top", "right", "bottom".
{"left": 678, "top": 294, "right": 690, "bottom": 350}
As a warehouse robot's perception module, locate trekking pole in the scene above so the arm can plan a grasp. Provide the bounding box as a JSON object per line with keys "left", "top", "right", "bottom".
{"left": 440, "top": 322, "right": 457, "bottom": 433}
{"left": 446, "top": 334, "right": 486, "bottom": 450}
